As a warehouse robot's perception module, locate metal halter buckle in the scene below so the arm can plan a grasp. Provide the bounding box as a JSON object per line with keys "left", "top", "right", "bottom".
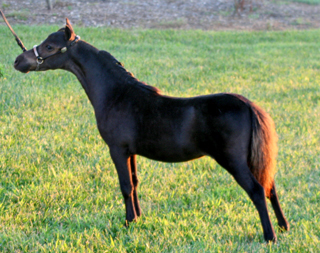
{"left": 36, "top": 57, "right": 44, "bottom": 64}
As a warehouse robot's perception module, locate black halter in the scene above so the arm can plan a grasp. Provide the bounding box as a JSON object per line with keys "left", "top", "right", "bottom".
{"left": 33, "top": 35, "right": 80, "bottom": 71}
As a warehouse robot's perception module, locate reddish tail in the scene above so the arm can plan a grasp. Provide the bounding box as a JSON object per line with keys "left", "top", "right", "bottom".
{"left": 248, "top": 102, "right": 278, "bottom": 198}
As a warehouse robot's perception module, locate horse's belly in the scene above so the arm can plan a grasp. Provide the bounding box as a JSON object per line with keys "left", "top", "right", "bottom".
{"left": 136, "top": 142, "right": 204, "bottom": 163}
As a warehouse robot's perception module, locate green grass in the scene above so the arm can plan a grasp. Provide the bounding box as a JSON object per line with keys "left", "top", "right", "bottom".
{"left": 0, "top": 25, "right": 319, "bottom": 252}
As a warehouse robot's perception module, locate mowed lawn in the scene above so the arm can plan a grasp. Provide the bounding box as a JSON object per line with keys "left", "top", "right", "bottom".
{"left": 0, "top": 25, "right": 319, "bottom": 252}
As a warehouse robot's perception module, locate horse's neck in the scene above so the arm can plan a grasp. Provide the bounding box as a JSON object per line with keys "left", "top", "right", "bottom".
{"left": 66, "top": 42, "right": 116, "bottom": 110}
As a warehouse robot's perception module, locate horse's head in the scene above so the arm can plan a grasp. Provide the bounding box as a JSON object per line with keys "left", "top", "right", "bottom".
{"left": 14, "top": 18, "right": 79, "bottom": 73}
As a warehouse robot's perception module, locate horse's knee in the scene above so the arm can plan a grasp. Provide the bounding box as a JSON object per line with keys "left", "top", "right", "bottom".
{"left": 120, "top": 182, "right": 134, "bottom": 199}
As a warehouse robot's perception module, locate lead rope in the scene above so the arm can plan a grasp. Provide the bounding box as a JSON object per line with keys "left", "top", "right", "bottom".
{"left": 0, "top": 9, "right": 27, "bottom": 52}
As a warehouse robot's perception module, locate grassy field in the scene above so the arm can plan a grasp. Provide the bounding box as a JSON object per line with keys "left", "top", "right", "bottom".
{"left": 0, "top": 25, "right": 319, "bottom": 252}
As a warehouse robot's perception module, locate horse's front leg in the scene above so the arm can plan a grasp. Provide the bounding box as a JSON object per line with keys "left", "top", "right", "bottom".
{"left": 130, "top": 155, "right": 141, "bottom": 217}
{"left": 110, "top": 147, "right": 137, "bottom": 225}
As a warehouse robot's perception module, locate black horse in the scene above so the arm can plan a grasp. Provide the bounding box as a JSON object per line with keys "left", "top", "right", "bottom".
{"left": 14, "top": 19, "right": 289, "bottom": 242}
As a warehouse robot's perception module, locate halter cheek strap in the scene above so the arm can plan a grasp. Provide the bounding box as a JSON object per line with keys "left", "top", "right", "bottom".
{"left": 33, "top": 45, "right": 44, "bottom": 66}
{"left": 33, "top": 35, "right": 80, "bottom": 71}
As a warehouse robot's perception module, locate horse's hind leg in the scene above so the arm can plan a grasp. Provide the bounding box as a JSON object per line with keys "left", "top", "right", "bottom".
{"left": 130, "top": 155, "right": 141, "bottom": 217}
{"left": 268, "top": 182, "right": 289, "bottom": 231}
{"left": 224, "top": 162, "right": 276, "bottom": 242}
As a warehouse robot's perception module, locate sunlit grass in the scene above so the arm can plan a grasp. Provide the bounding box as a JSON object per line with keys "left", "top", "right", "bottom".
{"left": 0, "top": 26, "right": 319, "bottom": 252}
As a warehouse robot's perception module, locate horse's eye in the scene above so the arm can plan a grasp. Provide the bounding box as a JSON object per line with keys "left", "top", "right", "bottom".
{"left": 46, "top": 45, "right": 53, "bottom": 51}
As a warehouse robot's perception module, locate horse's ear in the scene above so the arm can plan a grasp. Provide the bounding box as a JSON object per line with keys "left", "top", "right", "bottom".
{"left": 65, "top": 18, "right": 76, "bottom": 41}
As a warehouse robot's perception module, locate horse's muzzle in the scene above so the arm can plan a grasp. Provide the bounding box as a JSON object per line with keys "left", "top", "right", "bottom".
{"left": 14, "top": 53, "right": 32, "bottom": 73}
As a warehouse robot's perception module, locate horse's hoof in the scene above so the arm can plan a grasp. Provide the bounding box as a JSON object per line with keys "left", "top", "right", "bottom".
{"left": 124, "top": 218, "right": 137, "bottom": 228}
{"left": 278, "top": 221, "right": 290, "bottom": 232}
{"left": 265, "top": 235, "right": 277, "bottom": 244}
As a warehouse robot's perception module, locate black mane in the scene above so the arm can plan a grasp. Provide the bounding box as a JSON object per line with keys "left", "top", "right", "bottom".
{"left": 98, "top": 50, "right": 160, "bottom": 95}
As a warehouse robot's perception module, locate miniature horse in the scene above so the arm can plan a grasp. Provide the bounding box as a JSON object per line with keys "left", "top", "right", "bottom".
{"left": 14, "top": 19, "right": 289, "bottom": 242}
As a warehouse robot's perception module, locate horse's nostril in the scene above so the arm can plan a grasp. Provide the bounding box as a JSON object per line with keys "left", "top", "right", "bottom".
{"left": 14, "top": 59, "right": 19, "bottom": 66}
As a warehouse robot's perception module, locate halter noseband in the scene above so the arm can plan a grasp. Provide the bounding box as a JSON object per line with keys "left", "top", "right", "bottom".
{"left": 33, "top": 35, "right": 80, "bottom": 71}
